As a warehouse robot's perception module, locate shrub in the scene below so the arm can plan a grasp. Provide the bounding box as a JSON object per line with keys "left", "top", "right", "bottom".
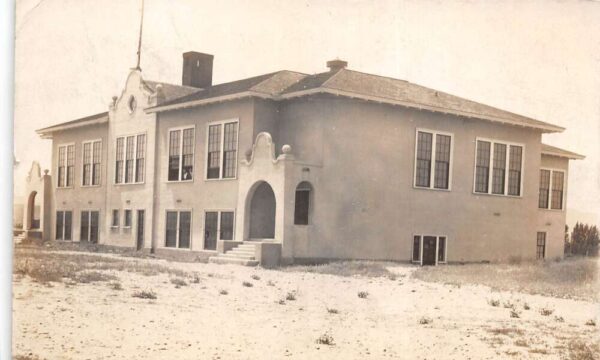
{"left": 242, "top": 281, "right": 253, "bottom": 287}
{"left": 523, "top": 302, "right": 530, "bottom": 310}
{"left": 510, "top": 309, "right": 521, "bottom": 318}
{"left": 286, "top": 291, "right": 297, "bottom": 301}
{"left": 488, "top": 298, "right": 500, "bottom": 307}
{"left": 584, "top": 319, "right": 596, "bottom": 326}
{"left": 251, "top": 274, "right": 261, "bottom": 281}
{"left": 219, "top": 289, "right": 228, "bottom": 295}
{"left": 132, "top": 290, "right": 157, "bottom": 300}
{"left": 74, "top": 271, "right": 118, "bottom": 284}
{"left": 316, "top": 332, "right": 335, "bottom": 346}
{"left": 554, "top": 315, "right": 564, "bottom": 322}
{"left": 357, "top": 291, "right": 369, "bottom": 299}
{"left": 539, "top": 307, "right": 554, "bottom": 316}
{"left": 515, "top": 339, "right": 529, "bottom": 347}
{"left": 109, "top": 281, "right": 123, "bottom": 291}
{"left": 277, "top": 299, "right": 285, "bottom": 305}
{"left": 170, "top": 278, "right": 188, "bottom": 288}
{"left": 567, "top": 339, "right": 599, "bottom": 360}
{"left": 503, "top": 300, "right": 515, "bottom": 309}
{"left": 418, "top": 316, "right": 433, "bottom": 325}
{"left": 327, "top": 307, "right": 339, "bottom": 314}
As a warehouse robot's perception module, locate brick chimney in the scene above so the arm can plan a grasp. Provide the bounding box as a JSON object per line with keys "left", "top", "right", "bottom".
{"left": 182, "top": 51, "right": 214, "bottom": 88}
{"left": 326, "top": 59, "right": 347, "bottom": 72}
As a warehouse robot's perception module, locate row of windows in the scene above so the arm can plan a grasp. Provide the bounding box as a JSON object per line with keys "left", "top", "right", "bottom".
{"left": 56, "top": 210, "right": 99, "bottom": 242}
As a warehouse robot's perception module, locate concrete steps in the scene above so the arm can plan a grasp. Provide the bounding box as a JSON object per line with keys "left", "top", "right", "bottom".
{"left": 208, "top": 242, "right": 259, "bottom": 266}
{"left": 13, "top": 233, "right": 26, "bottom": 244}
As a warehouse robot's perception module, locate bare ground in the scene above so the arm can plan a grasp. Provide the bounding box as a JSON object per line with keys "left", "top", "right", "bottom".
{"left": 12, "top": 248, "right": 600, "bottom": 359}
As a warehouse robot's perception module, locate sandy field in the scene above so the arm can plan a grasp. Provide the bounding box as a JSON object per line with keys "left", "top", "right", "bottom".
{"left": 12, "top": 251, "right": 599, "bottom": 359}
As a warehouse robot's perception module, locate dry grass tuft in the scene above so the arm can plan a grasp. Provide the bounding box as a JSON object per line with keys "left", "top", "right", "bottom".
{"left": 170, "top": 278, "right": 188, "bottom": 288}
{"left": 327, "top": 307, "right": 339, "bottom": 314}
{"left": 108, "top": 281, "right": 123, "bottom": 291}
{"left": 488, "top": 298, "right": 500, "bottom": 307}
{"left": 357, "top": 291, "right": 369, "bottom": 299}
{"left": 251, "top": 274, "right": 261, "bottom": 281}
{"left": 242, "top": 281, "right": 253, "bottom": 288}
{"left": 584, "top": 319, "right": 596, "bottom": 327}
{"left": 219, "top": 289, "right": 228, "bottom": 295}
{"left": 515, "top": 339, "right": 529, "bottom": 347}
{"left": 284, "top": 260, "right": 396, "bottom": 278}
{"left": 132, "top": 290, "right": 157, "bottom": 300}
{"left": 510, "top": 309, "right": 521, "bottom": 318}
{"left": 567, "top": 339, "right": 600, "bottom": 360}
{"left": 315, "top": 332, "right": 335, "bottom": 346}
{"left": 285, "top": 291, "right": 297, "bottom": 301}
{"left": 418, "top": 316, "right": 433, "bottom": 325}
{"left": 488, "top": 327, "right": 524, "bottom": 337}
{"left": 412, "top": 257, "right": 598, "bottom": 301}
{"left": 539, "top": 307, "right": 554, "bottom": 316}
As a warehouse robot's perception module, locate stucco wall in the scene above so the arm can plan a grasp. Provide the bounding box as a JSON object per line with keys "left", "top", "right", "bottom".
{"left": 278, "top": 95, "right": 546, "bottom": 262}
{"left": 51, "top": 122, "right": 108, "bottom": 242}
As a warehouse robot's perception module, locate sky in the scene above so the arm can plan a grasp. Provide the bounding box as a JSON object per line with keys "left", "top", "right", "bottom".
{"left": 14, "top": 0, "right": 600, "bottom": 226}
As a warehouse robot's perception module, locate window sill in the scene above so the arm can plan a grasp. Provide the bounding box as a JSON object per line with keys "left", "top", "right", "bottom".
{"left": 413, "top": 185, "right": 451, "bottom": 192}
{"left": 57, "top": 186, "right": 74, "bottom": 189}
{"left": 162, "top": 246, "right": 192, "bottom": 251}
{"left": 113, "top": 182, "right": 145, "bottom": 186}
{"left": 538, "top": 207, "right": 564, "bottom": 212}
{"left": 204, "top": 177, "right": 237, "bottom": 182}
{"left": 81, "top": 184, "right": 102, "bottom": 188}
{"left": 166, "top": 179, "right": 194, "bottom": 184}
{"left": 472, "top": 191, "right": 522, "bottom": 199}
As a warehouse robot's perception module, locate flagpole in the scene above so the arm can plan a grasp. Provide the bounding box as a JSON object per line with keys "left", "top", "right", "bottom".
{"left": 135, "top": 0, "right": 145, "bottom": 70}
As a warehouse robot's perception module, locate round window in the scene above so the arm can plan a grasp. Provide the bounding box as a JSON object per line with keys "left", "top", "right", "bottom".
{"left": 128, "top": 95, "right": 137, "bottom": 113}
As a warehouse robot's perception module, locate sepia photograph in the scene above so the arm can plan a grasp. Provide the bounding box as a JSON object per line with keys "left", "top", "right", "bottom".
{"left": 8, "top": 0, "right": 600, "bottom": 359}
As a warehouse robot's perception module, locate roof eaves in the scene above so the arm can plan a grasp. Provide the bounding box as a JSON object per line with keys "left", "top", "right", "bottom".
{"left": 542, "top": 145, "right": 585, "bottom": 160}
{"left": 145, "top": 91, "right": 273, "bottom": 113}
{"left": 36, "top": 112, "right": 109, "bottom": 139}
{"left": 278, "top": 87, "right": 565, "bottom": 133}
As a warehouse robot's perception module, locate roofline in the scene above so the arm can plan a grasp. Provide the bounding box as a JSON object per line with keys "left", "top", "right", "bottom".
{"left": 542, "top": 148, "right": 585, "bottom": 160}
{"left": 145, "top": 91, "right": 271, "bottom": 113}
{"left": 36, "top": 112, "right": 109, "bottom": 139}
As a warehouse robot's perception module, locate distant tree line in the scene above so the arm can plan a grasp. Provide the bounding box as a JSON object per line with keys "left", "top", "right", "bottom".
{"left": 564, "top": 223, "right": 599, "bottom": 257}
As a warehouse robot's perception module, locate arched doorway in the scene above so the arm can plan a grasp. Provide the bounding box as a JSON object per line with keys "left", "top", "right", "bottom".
{"left": 248, "top": 181, "right": 276, "bottom": 240}
{"left": 27, "top": 191, "right": 40, "bottom": 230}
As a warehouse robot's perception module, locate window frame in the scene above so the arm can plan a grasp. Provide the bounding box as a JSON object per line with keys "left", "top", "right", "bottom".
{"left": 163, "top": 209, "right": 193, "bottom": 250}
{"left": 202, "top": 209, "right": 236, "bottom": 250}
{"left": 81, "top": 139, "right": 102, "bottom": 187}
{"left": 472, "top": 137, "right": 525, "bottom": 197}
{"left": 114, "top": 132, "right": 146, "bottom": 185}
{"left": 536, "top": 232, "right": 546, "bottom": 260}
{"left": 166, "top": 125, "right": 196, "bottom": 183}
{"left": 413, "top": 128, "right": 454, "bottom": 191}
{"left": 204, "top": 118, "right": 240, "bottom": 181}
{"left": 57, "top": 143, "right": 75, "bottom": 188}
{"left": 80, "top": 209, "right": 101, "bottom": 243}
{"left": 539, "top": 168, "right": 565, "bottom": 211}
{"left": 411, "top": 234, "right": 448, "bottom": 265}
{"left": 55, "top": 209, "right": 73, "bottom": 241}
{"left": 123, "top": 209, "right": 132, "bottom": 228}
{"left": 111, "top": 209, "right": 120, "bottom": 228}
{"left": 294, "top": 182, "right": 313, "bottom": 225}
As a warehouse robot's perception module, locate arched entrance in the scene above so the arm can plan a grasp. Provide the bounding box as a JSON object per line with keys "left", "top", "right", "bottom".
{"left": 27, "top": 191, "right": 39, "bottom": 230}
{"left": 248, "top": 181, "right": 276, "bottom": 240}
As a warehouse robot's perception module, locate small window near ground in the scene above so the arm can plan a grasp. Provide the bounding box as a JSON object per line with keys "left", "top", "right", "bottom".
{"left": 124, "top": 210, "right": 132, "bottom": 228}
{"left": 112, "top": 209, "right": 119, "bottom": 227}
{"left": 412, "top": 235, "right": 421, "bottom": 262}
{"left": 536, "top": 232, "right": 546, "bottom": 259}
{"left": 294, "top": 182, "right": 312, "bottom": 225}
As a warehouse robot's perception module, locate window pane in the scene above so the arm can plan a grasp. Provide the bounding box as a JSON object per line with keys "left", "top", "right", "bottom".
{"left": 165, "top": 212, "right": 178, "bottom": 247}
{"left": 66, "top": 145, "right": 75, "bottom": 186}
{"left": 92, "top": 141, "right": 102, "bottom": 185}
{"left": 475, "top": 141, "right": 491, "bottom": 193}
{"left": 182, "top": 128, "right": 194, "bottom": 180}
{"left": 220, "top": 212, "right": 234, "bottom": 240}
{"left": 178, "top": 212, "right": 191, "bottom": 248}
{"left": 538, "top": 170, "right": 551, "bottom": 209}
{"left": 135, "top": 135, "right": 145, "bottom": 183}
{"left": 207, "top": 124, "right": 221, "bottom": 179}
{"left": 507, "top": 145, "right": 522, "bottom": 196}
{"left": 90, "top": 212, "right": 99, "bottom": 243}
{"left": 56, "top": 211, "right": 64, "bottom": 240}
{"left": 64, "top": 211, "right": 72, "bottom": 240}
{"left": 438, "top": 236, "right": 446, "bottom": 262}
{"left": 222, "top": 122, "right": 238, "bottom": 178}
{"left": 434, "top": 134, "right": 451, "bottom": 189}
{"left": 492, "top": 143, "right": 506, "bottom": 194}
{"left": 112, "top": 210, "right": 119, "bottom": 227}
{"left": 115, "top": 137, "right": 124, "bottom": 184}
{"left": 536, "top": 232, "right": 546, "bottom": 259}
{"left": 412, "top": 236, "right": 421, "bottom": 262}
{"left": 204, "top": 212, "right": 218, "bottom": 250}
{"left": 58, "top": 146, "right": 66, "bottom": 187}
{"left": 551, "top": 171, "right": 564, "bottom": 210}
{"left": 125, "top": 136, "right": 135, "bottom": 183}
{"left": 80, "top": 211, "right": 89, "bottom": 241}
{"left": 415, "top": 132, "right": 432, "bottom": 187}
{"left": 83, "top": 143, "right": 91, "bottom": 186}
{"left": 168, "top": 130, "right": 181, "bottom": 181}
{"left": 294, "top": 189, "right": 310, "bottom": 225}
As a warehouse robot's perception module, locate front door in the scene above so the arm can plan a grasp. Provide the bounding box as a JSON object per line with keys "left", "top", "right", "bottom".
{"left": 136, "top": 210, "right": 145, "bottom": 250}
{"left": 90, "top": 211, "right": 99, "bottom": 244}
{"left": 204, "top": 212, "right": 218, "bottom": 250}
{"left": 422, "top": 236, "right": 437, "bottom": 265}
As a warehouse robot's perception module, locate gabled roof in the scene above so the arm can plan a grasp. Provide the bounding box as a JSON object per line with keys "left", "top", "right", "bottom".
{"left": 541, "top": 143, "right": 585, "bottom": 160}
{"left": 143, "top": 80, "right": 201, "bottom": 103}
{"left": 36, "top": 112, "right": 108, "bottom": 139}
{"left": 147, "top": 68, "right": 565, "bottom": 133}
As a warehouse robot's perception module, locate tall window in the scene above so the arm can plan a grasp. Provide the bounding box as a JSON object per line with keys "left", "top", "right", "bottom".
{"left": 165, "top": 211, "right": 192, "bottom": 249}
{"left": 57, "top": 144, "right": 75, "bottom": 187}
{"left": 82, "top": 140, "right": 102, "bottom": 186}
{"left": 474, "top": 139, "right": 523, "bottom": 196}
{"left": 414, "top": 130, "right": 452, "bottom": 190}
{"left": 204, "top": 210, "right": 235, "bottom": 250}
{"left": 206, "top": 120, "right": 238, "bottom": 179}
{"left": 536, "top": 232, "right": 546, "bottom": 259}
{"left": 80, "top": 211, "right": 99, "bottom": 243}
{"left": 294, "top": 182, "right": 312, "bottom": 225}
{"left": 55, "top": 210, "right": 72, "bottom": 241}
{"left": 124, "top": 209, "right": 132, "bottom": 228}
{"left": 168, "top": 128, "right": 194, "bottom": 181}
{"left": 115, "top": 134, "right": 145, "bottom": 184}
{"left": 135, "top": 134, "right": 145, "bottom": 183}
{"left": 111, "top": 209, "right": 120, "bottom": 227}
{"left": 539, "top": 169, "right": 565, "bottom": 210}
